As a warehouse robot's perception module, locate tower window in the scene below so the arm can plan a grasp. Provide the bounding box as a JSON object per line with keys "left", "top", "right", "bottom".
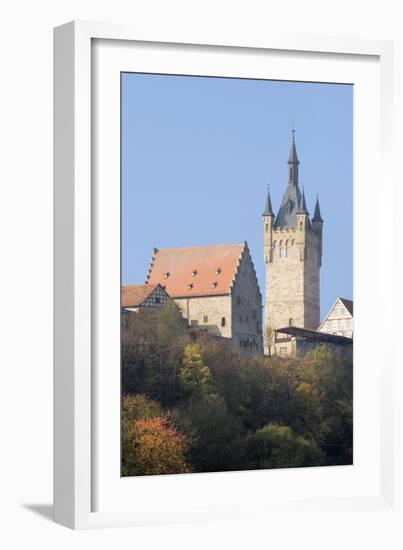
{"left": 221, "top": 317, "right": 226, "bottom": 327}
{"left": 265, "top": 223, "right": 268, "bottom": 232}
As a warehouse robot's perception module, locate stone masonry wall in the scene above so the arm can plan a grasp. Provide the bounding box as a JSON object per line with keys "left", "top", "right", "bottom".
{"left": 174, "top": 295, "right": 232, "bottom": 339}
{"left": 231, "top": 247, "right": 263, "bottom": 354}
{"left": 264, "top": 219, "right": 321, "bottom": 352}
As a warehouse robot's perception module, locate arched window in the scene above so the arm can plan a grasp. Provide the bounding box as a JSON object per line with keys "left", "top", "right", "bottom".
{"left": 279, "top": 240, "right": 283, "bottom": 257}
{"left": 285, "top": 239, "right": 289, "bottom": 257}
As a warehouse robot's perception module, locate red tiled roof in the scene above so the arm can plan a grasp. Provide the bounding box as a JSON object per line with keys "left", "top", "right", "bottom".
{"left": 145, "top": 244, "right": 245, "bottom": 298}
{"left": 121, "top": 284, "right": 158, "bottom": 307}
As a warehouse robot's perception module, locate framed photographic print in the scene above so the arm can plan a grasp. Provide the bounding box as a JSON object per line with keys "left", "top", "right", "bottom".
{"left": 54, "top": 21, "right": 398, "bottom": 529}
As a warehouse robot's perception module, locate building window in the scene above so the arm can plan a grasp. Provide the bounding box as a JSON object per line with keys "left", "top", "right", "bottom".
{"left": 203, "top": 315, "right": 208, "bottom": 323}
{"left": 221, "top": 317, "right": 226, "bottom": 327}
{"left": 289, "top": 318, "right": 293, "bottom": 326}
{"left": 190, "top": 320, "right": 198, "bottom": 326}
{"left": 155, "top": 297, "right": 161, "bottom": 304}
{"left": 265, "top": 223, "right": 268, "bottom": 232}
{"left": 237, "top": 296, "right": 241, "bottom": 305}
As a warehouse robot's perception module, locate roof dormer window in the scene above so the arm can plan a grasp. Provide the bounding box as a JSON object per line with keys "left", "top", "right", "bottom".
{"left": 211, "top": 282, "right": 217, "bottom": 289}
{"left": 215, "top": 268, "right": 221, "bottom": 275}
{"left": 191, "top": 270, "right": 197, "bottom": 277}
{"left": 187, "top": 283, "right": 193, "bottom": 290}
{"left": 164, "top": 272, "right": 170, "bottom": 279}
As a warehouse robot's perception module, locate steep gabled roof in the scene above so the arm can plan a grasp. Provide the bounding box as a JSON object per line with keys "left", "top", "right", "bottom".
{"left": 121, "top": 283, "right": 163, "bottom": 307}
{"left": 339, "top": 298, "right": 353, "bottom": 316}
{"left": 145, "top": 243, "right": 246, "bottom": 298}
{"left": 318, "top": 297, "right": 354, "bottom": 331}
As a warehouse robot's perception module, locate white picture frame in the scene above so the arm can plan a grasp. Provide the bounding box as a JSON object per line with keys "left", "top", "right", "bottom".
{"left": 54, "top": 20, "right": 399, "bottom": 530}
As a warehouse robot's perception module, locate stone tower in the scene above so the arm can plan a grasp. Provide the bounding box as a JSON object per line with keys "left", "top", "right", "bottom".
{"left": 262, "top": 130, "right": 324, "bottom": 353}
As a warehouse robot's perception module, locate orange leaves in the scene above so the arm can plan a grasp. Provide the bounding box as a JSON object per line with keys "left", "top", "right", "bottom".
{"left": 123, "top": 415, "right": 191, "bottom": 476}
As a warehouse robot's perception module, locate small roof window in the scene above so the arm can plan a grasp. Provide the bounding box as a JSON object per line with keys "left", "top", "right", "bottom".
{"left": 187, "top": 283, "right": 193, "bottom": 290}
{"left": 164, "top": 272, "right": 170, "bottom": 279}
{"left": 191, "top": 270, "right": 197, "bottom": 277}
{"left": 211, "top": 282, "right": 218, "bottom": 289}
{"left": 215, "top": 268, "right": 221, "bottom": 275}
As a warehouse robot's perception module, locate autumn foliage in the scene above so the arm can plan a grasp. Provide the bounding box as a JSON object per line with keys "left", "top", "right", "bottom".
{"left": 123, "top": 416, "right": 191, "bottom": 476}
{"left": 121, "top": 305, "right": 353, "bottom": 476}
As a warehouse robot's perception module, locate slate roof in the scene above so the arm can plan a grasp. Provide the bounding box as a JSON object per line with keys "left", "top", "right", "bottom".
{"left": 145, "top": 243, "right": 246, "bottom": 298}
{"left": 297, "top": 188, "right": 309, "bottom": 215}
{"left": 312, "top": 196, "right": 324, "bottom": 223}
{"left": 339, "top": 298, "right": 353, "bottom": 316}
{"left": 121, "top": 284, "right": 160, "bottom": 307}
{"left": 274, "top": 182, "right": 302, "bottom": 228}
{"left": 262, "top": 188, "right": 275, "bottom": 216}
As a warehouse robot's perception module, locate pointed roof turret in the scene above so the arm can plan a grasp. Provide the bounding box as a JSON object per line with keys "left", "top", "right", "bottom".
{"left": 262, "top": 186, "right": 275, "bottom": 217}
{"left": 288, "top": 128, "right": 300, "bottom": 167}
{"left": 312, "top": 195, "right": 324, "bottom": 223}
{"left": 297, "top": 187, "right": 309, "bottom": 215}
{"left": 274, "top": 130, "right": 303, "bottom": 228}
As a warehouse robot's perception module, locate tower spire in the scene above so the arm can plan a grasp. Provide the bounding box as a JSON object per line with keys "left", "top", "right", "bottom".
{"left": 297, "top": 186, "right": 309, "bottom": 215}
{"left": 312, "top": 194, "right": 324, "bottom": 223}
{"left": 262, "top": 185, "right": 275, "bottom": 217}
{"left": 288, "top": 128, "right": 299, "bottom": 184}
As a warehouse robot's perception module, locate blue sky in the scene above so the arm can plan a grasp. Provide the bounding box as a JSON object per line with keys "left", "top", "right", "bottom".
{"left": 121, "top": 73, "right": 352, "bottom": 319}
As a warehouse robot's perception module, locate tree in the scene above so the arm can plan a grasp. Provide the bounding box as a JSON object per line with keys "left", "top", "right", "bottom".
{"left": 121, "top": 304, "right": 189, "bottom": 407}
{"left": 179, "top": 343, "right": 212, "bottom": 398}
{"left": 246, "top": 423, "right": 325, "bottom": 470}
{"left": 122, "top": 415, "right": 191, "bottom": 476}
{"left": 173, "top": 396, "right": 244, "bottom": 473}
{"left": 297, "top": 345, "right": 353, "bottom": 464}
